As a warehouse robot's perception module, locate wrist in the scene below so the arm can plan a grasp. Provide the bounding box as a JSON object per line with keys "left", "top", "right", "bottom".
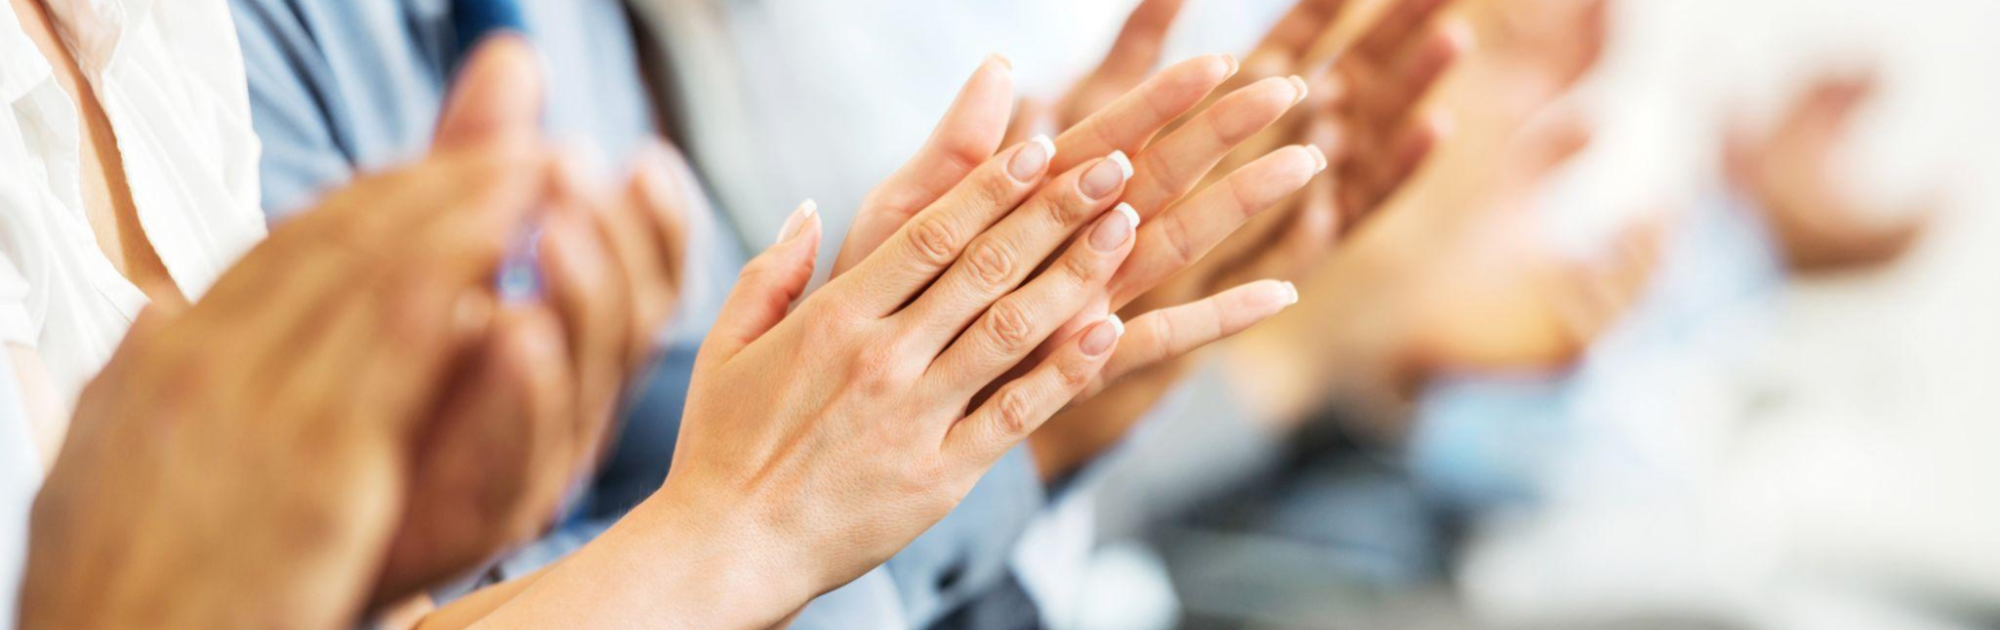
{"left": 633, "top": 478, "right": 821, "bottom": 627}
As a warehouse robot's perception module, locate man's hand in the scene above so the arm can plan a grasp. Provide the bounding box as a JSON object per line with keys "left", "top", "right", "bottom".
{"left": 372, "top": 38, "right": 690, "bottom": 604}
{"left": 22, "top": 142, "right": 560, "bottom": 630}
{"left": 1725, "top": 71, "right": 1932, "bottom": 273}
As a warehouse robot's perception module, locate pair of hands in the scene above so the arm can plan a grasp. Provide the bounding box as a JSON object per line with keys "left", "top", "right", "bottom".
{"left": 466, "top": 52, "right": 1330, "bottom": 629}
{"left": 23, "top": 38, "right": 691, "bottom": 630}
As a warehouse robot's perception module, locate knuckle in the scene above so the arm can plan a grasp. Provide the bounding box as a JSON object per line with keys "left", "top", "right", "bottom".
{"left": 1056, "top": 356, "right": 1096, "bottom": 391}
{"left": 982, "top": 300, "right": 1036, "bottom": 353}
{"left": 1059, "top": 246, "right": 1103, "bottom": 285}
{"left": 993, "top": 386, "right": 1038, "bottom": 439}
{"left": 1159, "top": 216, "right": 1200, "bottom": 268}
{"left": 908, "top": 218, "right": 960, "bottom": 269}
{"left": 965, "top": 240, "right": 1017, "bottom": 290}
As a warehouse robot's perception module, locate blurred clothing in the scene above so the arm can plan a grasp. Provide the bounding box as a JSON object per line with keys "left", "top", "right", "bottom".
{"left": 0, "top": 0, "right": 265, "bottom": 404}
{"left": 0, "top": 360, "right": 34, "bottom": 630}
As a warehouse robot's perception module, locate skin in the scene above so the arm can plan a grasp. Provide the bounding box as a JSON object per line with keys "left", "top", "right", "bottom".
{"left": 1217, "top": 0, "right": 1673, "bottom": 437}
{"left": 1015, "top": 0, "right": 1471, "bottom": 479}
{"left": 1724, "top": 72, "right": 1934, "bottom": 274}
{"left": 5, "top": 0, "right": 184, "bottom": 465}
{"left": 411, "top": 52, "right": 1320, "bottom": 630}
{"left": 19, "top": 139, "right": 576, "bottom": 630}
{"left": 371, "top": 38, "right": 690, "bottom": 607}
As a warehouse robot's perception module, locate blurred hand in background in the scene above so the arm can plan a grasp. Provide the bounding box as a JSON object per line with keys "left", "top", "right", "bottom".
{"left": 1726, "top": 71, "right": 1934, "bottom": 274}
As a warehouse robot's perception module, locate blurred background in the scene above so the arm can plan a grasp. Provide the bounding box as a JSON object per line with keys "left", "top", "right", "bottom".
{"left": 663, "top": 0, "right": 1998, "bottom": 628}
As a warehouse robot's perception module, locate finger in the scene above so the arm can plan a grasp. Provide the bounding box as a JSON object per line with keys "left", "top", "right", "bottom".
{"left": 1004, "top": 97, "right": 1057, "bottom": 149}
{"left": 1791, "top": 71, "right": 1879, "bottom": 139}
{"left": 835, "top": 56, "right": 1015, "bottom": 276}
{"left": 923, "top": 206, "right": 1140, "bottom": 396}
{"left": 943, "top": 316, "right": 1123, "bottom": 469}
{"left": 897, "top": 153, "right": 1132, "bottom": 344}
{"left": 1098, "top": 279, "right": 1298, "bottom": 389}
{"left": 1220, "top": 180, "right": 1340, "bottom": 290}
{"left": 1110, "top": 144, "right": 1325, "bottom": 306}
{"left": 1052, "top": 54, "right": 1238, "bottom": 174}
{"left": 1345, "top": 111, "right": 1446, "bottom": 216}
{"left": 1354, "top": 0, "right": 1455, "bottom": 63}
{"left": 1096, "top": 0, "right": 1189, "bottom": 85}
{"left": 699, "top": 201, "right": 822, "bottom": 367}
{"left": 224, "top": 148, "right": 551, "bottom": 382}
{"left": 1123, "top": 75, "right": 1310, "bottom": 219}
{"left": 1245, "top": 0, "right": 1349, "bottom": 76}
{"left": 607, "top": 143, "right": 692, "bottom": 365}
{"left": 834, "top": 136, "right": 1061, "bottom": 315}
{"left": 539, "top": 190, "right": 634, "bottom": 431}
{"left": 434, "top": 35, "right": 544, "bottom": 152}
{"left": 1063, "top": 0, "right": 1191, "bottom": 123}
{"left": 1347, "top": 20, "right": 1469, "bottom": 125}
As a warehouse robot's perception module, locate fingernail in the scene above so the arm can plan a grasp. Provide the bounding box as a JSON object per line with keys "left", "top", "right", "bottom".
{"left": 1287, "top": 75, "right": 1311, "bottom": 106}
{"left": 1080, "top": 151, "right": 1133, "bottom": 201}
{"left": 1282, "top": 281, "right": 1302, "bottom": 306}
{"left": 1080, "top": 314, "right": 1125, "bottom": 357}
{"left": 1303, "top": 144, "right": 1329, "bottom": 173}
{"left": 1010, "top": 135, "right": 1056, "bottom": 182}
{"left": 1090, "top": 203, "right": 1141, "bottom": 251}
{"left": 776, "top": 199, "right": 818, "bottom": 245}
{"left": 987, "top": 53, "right": 1013, "bottom": 72}
{"left": 1219, "top": 54, "right": 1241, "bottom": 78}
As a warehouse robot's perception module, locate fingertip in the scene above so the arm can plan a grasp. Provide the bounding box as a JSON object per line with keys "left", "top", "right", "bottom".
{"left": 1080, "top": 315, "right": 1125, "bottom": 357}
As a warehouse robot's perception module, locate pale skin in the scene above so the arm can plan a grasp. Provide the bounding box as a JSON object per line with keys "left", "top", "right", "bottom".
{"left": 405, "top": 52, "right": 1325, "bottom": 630}
{"left": 4, "top": 0, "right": 183, "bottom": 467}
{"left": 1015, "top": 0, "right": 1472, "bottom": 479}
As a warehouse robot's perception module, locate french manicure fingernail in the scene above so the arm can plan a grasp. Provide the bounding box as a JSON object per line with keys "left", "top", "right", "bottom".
{"left": 1282, "top": 281, "right": 1301, "bottom": 306}
{"left": 987, "top": 53, "right": 1013, "bottom": 72}
{"left": 1220, "top": 54, "right": 1241, "bottom": 78}
{"left": 1081, "top": 315, "right": 1125, "bottom": 357}
{"left": 1303, "top": 144, "right": 1329, "bottom": 173}
{"left": 776, "top": 199, "right": 818, "bottom": 245}
{"left": 1010, "top": 135, "right": 1056, "bottom": 182}
{"left": 1288, "top": 75, "right": 1311, "bottom": 105}
{"left": 1090, "top": 203, "right": 1141, "bottom": 251}
{"left": 1079, "top": 151, "right": 1134, "bottom": 201}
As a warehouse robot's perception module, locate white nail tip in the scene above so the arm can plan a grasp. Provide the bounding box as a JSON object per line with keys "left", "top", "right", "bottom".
{"left": 1107, "top": 314, "right": 1127, "bottom": 338}
{"left": 800, "top": 198, "right": 819, "bottom": 216}
{"left": 1281, "top": 281, "right": 1301, "bottom": 306}
{"left": 1114, "top": 203, "right": 1142, "bottom": 230}
{"left": 1030, "top": 135, "right": 1058, "bottom": 162}
{"left": 1108, "top": 150, "right": 1135, "bottom": 180}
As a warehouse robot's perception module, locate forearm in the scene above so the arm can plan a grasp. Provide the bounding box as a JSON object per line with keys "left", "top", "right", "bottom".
{"left": 464, "top": 488, "right": 813, "bottom": 630}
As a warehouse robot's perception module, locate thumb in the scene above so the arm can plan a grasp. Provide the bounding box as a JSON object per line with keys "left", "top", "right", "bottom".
{"left": 435, "top": 35, "right": 544, "bottom": 152}
{"left": 699, "top": 200, "right": 822, "bottom": 367}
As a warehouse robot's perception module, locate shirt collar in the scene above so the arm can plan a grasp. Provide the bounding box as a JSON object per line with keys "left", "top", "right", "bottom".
{"left": 0, "top": 3, "right": 53, "bottom": 104}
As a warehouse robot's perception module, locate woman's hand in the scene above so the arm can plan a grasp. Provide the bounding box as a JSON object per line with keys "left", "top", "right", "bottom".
{"left": 457, "top": 56, "right": 1311, "bottom": 630}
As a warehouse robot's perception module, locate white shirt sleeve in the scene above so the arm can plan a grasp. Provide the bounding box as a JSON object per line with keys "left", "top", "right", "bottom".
{"left": 0, "top": 209, "right": 38, "bottom": 349}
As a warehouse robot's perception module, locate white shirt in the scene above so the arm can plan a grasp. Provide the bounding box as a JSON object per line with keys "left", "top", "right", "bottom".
{"left": 0, "top": 0, "right": 266, "bottom": 406}
{"left": 0, "top": 359, "right": 34, "bottom": 629}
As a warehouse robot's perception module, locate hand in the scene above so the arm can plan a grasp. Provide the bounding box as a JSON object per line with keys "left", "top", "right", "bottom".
{"left": 22, "top": 142, "right": 558, "bottom": 630}
{"left": 452, "top": 56, "right": 1312, "bottom": 630}
{"left": 1020, "top": 0, "right": 1467, "bottom": 480}
{"left": 1725, "top": 71, "right": 1932, "bottom": 273}
{"left": 371, "top": 38, "right": 689, "bottom": 604}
